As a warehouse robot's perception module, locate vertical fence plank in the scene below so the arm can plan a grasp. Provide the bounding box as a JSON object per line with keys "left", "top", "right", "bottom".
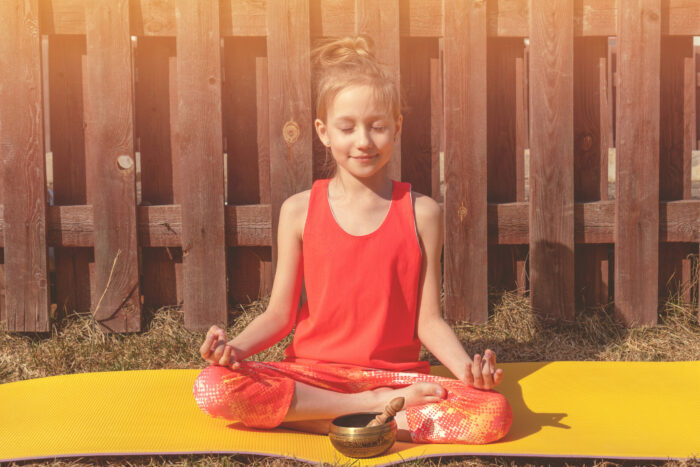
{"left": 615, "top": 0, "right": 661, "bottom": 326}
{"left": 175, "top": 0, "right": 227, "bottom": 329}
{"left": 443, "top": 0, "right": 488, "bottom": 322}
{"left": 529, "top": 0, "right": 575, "bottom": 320}
{"left": 0, "top": 0, "right": 50, "bottom": 331}
{"left": 84, "top": 0, "right": 141, "bottom": 332}
{"left": 487, "top": 38, "right": 526, "bottom": 293}
{"left": 574, "top": 37, "right": 610, "bottom": 308}
{"left": 266, "top": 0, "right": 313, "bottom": 274}
{"left": 135, "top": 36, "right": 183, "bottom": 308}
{"left": 356, "top": 0, "right": 402, "bottom": 181}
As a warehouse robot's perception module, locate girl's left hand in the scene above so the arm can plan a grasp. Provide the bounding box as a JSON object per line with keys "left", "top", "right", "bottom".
{"left": 464, "top": 349, "right": 503, "bottom": 390}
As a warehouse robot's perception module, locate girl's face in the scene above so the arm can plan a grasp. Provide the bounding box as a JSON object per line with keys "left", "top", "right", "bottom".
{"left": 315, "top": 84, "right": 402, "bottom": 179}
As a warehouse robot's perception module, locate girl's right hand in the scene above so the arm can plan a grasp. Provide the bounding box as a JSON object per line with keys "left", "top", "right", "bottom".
{"left": 200, "top": 325, "right": 240, "bottom": 369}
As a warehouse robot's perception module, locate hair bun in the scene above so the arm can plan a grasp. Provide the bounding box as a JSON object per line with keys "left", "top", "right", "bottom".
{"left": 312, "top": 34, "right": 377, "bottom": 70}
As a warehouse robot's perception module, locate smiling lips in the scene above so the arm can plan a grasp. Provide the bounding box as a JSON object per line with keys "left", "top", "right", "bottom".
{"left": 354, "top": 154, "right": 377, "bottom": 160}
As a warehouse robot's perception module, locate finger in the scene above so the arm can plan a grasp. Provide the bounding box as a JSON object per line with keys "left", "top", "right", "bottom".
{"left": 472, "top": 354, "right": 484, "bottom": 387}
{"left": 200, "top": 332, "right": 216, "bottom": 358}
{"left": 481, "top": 352, "right": 494, "bottom": 388}
{"left": 211, "top": 340, "right": 226, "bottom": 363}
{"left": 465, "top": 362, "right": 474, "bottom": 385}
{"left": 493, "top": 368, "right": 504, "bottom": 387}
{"left": 488, "top": 349, "right": 497, "bottom": 368}
{"left": 231, "top": 361, "right": 241, "bottom": 370}
{"left": 219, "top": 345, "right": 233, "bottom": 366}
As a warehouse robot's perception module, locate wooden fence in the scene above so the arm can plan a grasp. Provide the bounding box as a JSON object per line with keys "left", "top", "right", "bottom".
{"left": 0, "top": 0, "right": 699, "bottom": 333}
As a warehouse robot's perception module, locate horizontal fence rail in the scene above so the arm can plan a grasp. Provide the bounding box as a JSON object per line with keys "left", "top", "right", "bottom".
{"left": 1, "top": 0, "right": 699, "bottom": 333}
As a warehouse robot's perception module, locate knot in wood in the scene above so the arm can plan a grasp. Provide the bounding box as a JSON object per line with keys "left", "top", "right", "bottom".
{"left": 580, "top": 135, "right": 593, "bottom": 151}
{"left": 117, "top": 155, "right": 134, "bottom": 170}
{"left": 458, "top": 204, "right": 468, "bottom": 222}
{"left": 283, "top": 120, "right": 300, "bottom": 145}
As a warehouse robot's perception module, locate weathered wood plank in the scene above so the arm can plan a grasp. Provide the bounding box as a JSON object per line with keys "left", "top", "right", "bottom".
{"left": 400, "top": 0, "right": 442, "bottom": 37}
{"left": 529, "top": 0, "right": 575, "bottom": 320}
{"left": 574, "top": 37, "right": 609, "bottom": 307}
{"left": 174, "top": 0, "right": 227, "bottom": 329}
{"left": 0, "top": 0, "right": 50, "bottom": 332}
{"left": 84, "top": 0, "right": 141, "bottom": 332}
{"left": 443, "top": 0, "right": 488, "bottom": 322}
{"left": 266, "top": 0, "right": 313, "bottom": 275}
{"left": 357, "top": 0, "right": 402, "bottom": 181}
{"left": 311, "top": 0, "right": 355, "bottom": 37}
{"left": 42, "top": 0, "right": 700, "bottom": 37}
{"left": 615, "top": 0, "right": 661, "bottom": 326}
{"left": 2, "top": 201, "right": 698, "bottom": 248}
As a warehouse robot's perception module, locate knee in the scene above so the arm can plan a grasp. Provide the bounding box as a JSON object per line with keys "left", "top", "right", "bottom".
{"left": 192, "top": 364, "right": 239, "bottom": 418}
{"left": 478, "top": 391, "right": 512, "bottom": 443}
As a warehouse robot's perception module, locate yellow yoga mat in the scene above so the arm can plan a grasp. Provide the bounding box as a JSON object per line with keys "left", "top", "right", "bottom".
{"left": 1, "top": 362, "right": 699, "bottom": 465}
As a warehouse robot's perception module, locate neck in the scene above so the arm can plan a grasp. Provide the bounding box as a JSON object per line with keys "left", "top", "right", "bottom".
{"left": 331, "top": 168, "right": 393, "bottom": 201}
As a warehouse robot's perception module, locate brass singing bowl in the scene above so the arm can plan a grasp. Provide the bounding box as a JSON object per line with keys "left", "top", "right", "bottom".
{"left": 329, "top": 412, "right": 397, "bottom": 458}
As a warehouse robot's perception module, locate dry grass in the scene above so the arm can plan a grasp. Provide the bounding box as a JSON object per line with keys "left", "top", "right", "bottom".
{"left": 1, "top": 282, "right": 699, "bottom": 467}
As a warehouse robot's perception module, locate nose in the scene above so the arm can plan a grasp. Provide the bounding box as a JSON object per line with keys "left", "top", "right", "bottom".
{"left": 356, "top": 125, "right": 373, "bottom": 149}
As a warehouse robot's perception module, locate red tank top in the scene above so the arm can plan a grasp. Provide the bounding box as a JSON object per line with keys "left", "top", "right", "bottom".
{"left": 283, "top": 178, "right": 430, "bottom": 373}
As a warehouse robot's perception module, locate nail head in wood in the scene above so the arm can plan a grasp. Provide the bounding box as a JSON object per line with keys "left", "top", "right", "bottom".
{"left": 117, "top": 155, "right": 134, "bottom": 170}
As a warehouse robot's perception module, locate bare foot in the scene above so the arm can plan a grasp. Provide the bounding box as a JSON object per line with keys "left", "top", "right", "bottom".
{"left": 371, "top": 382, "right": 446, "bottom": 412}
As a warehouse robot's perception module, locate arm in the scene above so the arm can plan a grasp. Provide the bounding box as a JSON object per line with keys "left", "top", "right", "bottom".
{"left": 204, "top": 194, "right": 305, "bottom": 366}
{"left": 227, "top": 195, "right": 305, "bottom": 360}
{"left": 413, "top": 194, "right": 502, "bottom": 388}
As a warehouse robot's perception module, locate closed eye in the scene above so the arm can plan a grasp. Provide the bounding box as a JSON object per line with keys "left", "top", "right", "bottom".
{"left": 340, "top": 126, "right": 387, "bottom": 134}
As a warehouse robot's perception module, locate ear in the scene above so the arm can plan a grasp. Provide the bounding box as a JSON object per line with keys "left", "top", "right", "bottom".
{"left": 315, "top": 118, "right": 329, "bottom": 146}
{"left": 394, "top": 114, "right": 403, "bottom": 141}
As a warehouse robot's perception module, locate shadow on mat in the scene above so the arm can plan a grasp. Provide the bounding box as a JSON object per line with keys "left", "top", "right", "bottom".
{"left": 495, "top": 361, "right": 569, "bottom": 442}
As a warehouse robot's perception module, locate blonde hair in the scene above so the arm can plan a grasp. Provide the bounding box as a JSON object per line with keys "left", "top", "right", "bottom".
{"left": 311, "top": 35, "right": 402, "bottom": 177}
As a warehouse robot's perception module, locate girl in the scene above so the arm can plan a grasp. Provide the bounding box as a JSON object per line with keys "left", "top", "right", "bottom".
{"left": 192, "top": 35, "right": 512, "bottom": 444}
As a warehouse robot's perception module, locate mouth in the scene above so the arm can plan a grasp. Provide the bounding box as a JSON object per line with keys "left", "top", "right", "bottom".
{"left": 353, "top": 154, "right": 377, "bottom": 160}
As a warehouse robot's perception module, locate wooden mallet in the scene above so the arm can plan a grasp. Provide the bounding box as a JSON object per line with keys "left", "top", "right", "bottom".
{"left": 366, "top": 397, "right": 405, "bottom": 427}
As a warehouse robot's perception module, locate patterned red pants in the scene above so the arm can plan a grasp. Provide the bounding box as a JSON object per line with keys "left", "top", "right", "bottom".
{"left": 193, "top": 361, "right": 512, "bottom": 444}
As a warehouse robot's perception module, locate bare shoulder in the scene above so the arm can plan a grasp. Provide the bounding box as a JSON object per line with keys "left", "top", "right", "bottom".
{"left": 411, "top": 190, "right": 443, "bottom": 235}
{"left": 281, "top": 189, "right": 312, "bottom": 239}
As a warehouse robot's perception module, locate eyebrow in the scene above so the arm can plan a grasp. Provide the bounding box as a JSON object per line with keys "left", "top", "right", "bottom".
{"left": 333, "top": 115, "right": 389, "bottom": 123}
